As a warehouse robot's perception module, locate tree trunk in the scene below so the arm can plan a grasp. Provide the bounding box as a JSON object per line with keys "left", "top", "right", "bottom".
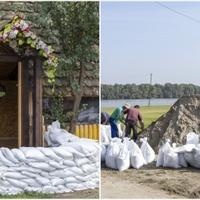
{"left": 70, "top": 62, "right": 85, "bottom": 133}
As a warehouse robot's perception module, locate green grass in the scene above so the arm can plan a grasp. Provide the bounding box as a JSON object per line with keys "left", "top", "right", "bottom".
{"left": 0, "top": 192, "right": 52, "bottom": 199}
{"left": 102, "top": 105, "right": 170, "bottom": 128}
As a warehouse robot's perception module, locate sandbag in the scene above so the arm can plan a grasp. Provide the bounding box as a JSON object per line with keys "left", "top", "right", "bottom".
{"left": 163, "top": 148, "right": 181, "bottom": 168}
{"left": 126, "top": 139, "right": 146, "bottom": 169}
{"left": 186, "top": 132, "right": 199, "bottom": 145}
{"left": 101, "top": 144, "right": 107, "bottom": 162}
{"left": 140, "top": 137, "right": 155, "bottom": 164}
{"left": 101, "top": 125, "right": 110, "bottom": 144}
{"left": 116, "top": 143, "right": 130, "bottom": 171}
{"left": 105, "top": 142, "right": 119, "bottom": 169}
{"left": 178, "top": 153, "right": 188, "bottom": 168}
{"left": 156, "top": 140, "right": 171, "bottom": 167}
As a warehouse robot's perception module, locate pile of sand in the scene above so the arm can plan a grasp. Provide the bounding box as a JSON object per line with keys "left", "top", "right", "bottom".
{"left": 142, "top": 95, "right": 200, "bottom": 152}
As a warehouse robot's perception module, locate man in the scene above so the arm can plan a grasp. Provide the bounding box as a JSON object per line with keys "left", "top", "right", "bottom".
{"left": 125, "top": 105, "right": 144, "bottom": 142}
{"left": 109, "top": 103, "right": 130, "bottom": 138}
{"left": 101, "top": 112, "right": 110, "bottom": 125}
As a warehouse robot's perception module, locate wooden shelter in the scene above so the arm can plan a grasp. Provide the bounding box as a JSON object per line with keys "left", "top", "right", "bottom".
{"left": 0, "top": 44, "right": 44, "bottom": 147}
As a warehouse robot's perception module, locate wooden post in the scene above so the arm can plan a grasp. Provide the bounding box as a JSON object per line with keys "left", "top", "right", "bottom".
{"left": 33, "top": 58, "right": 43, "bottom": 146}
{"left": 18, "top": 62, "right": 22, "bottom": 147}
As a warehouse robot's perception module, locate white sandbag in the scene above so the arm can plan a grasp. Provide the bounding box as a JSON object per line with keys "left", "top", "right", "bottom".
{"left": 117, "top": 123, "right": 123, "bottom": 138}
{"left": 64, "top": 177, "right": 80, "bottom": 184}
{"left": 36, "top": 177, "right": 50, "bottom": 186}
{"left": 69, "top": 167, "right": 85, "bottom": 176}
{"left": 186, "top": 132, "right": 199, "bottom": 145}
{"left": 126, "top": 140, "right": 146, "bottom": 169}
{"left": 178, "top": 153, "right": 188, "bottom": 168}
{"left": 3, "top": 172, "right": 28, "bottom": 179}
{"left": 51, "top": 178, "right": 65, "bottom": 186}
{"left": 75, "top": 157, "right": 90, "bottom": 167}
{"left": 63, "top": 160, "right": 76, "bottom": 167}
{"left": 0, "top": 151, "right": 16, "bottom": 167}
{"left": 140, "top": 137, "right": 155, "bottom": 164}
{"left": 163, "top": 149, "right": 181, "bottom": 168}
{"left": 6, "top": 178, "right": 28, "bottom": 189}
{"left": 173, "top": 144, "right": 196, "bottom": 153}
{"left": 116, "top": 143, "right": 130, "bottom": 171}
{"left": 52, "top": 147, "right": 74, "bottom": 160}
{"left": 101, "top": 125, "right": 110, "bottom": 144}
{"left": 1, "top": 148, "right": 19, "bottom": 163}
{"left": 156, "top": 140, "right": 171, "bottom": 167}
{"left": 49, "top": 169, "right": 74, "bottom": 178}
{"left": 20, "top": 147, "right": 47, "bottom": 162}
{"left": 48, "top": 160, "right": 65, "bottom": 169}
{"left": 101, "top": 144, "right": 107, "bottom": 162}
{"left": 38, "top": 147, "right": 62, "bottom": 162}
{"left": 185, "top": 146, "right": 200, "bottom": 168}
{"left": 22, "top": 179, "right": 41, "bottom": 187}
{"left": 105, "top": 142, "right": 119, "bottom": 169}
{"left": 21, "top": 171, "right": 42, "bottom": 178}
{"left": 28, "top": 162, "right": 55, "bottom": 171}
{"left": 11, "top": 149, "right": 26, "bottom": 162}
{"left": 101, "top": 125, "right": 112, "bottom": 143}
{"left": 82, "top": 163, "right": 97, "bottom": 174}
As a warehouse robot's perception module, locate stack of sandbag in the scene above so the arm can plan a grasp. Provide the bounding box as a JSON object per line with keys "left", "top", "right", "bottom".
{"left": 44, "top": 121, "right": 79, "bottom": 147}
{"left": 0, "top": 140, "right": 99, "bottom": 195}
{"left": 156, "top": 132, "right": 200, "bottom": 169}
{"left": 104, "top": 137, "right": 155, "bottom": 171}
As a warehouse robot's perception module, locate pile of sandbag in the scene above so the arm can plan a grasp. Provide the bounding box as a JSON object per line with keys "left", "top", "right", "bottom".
{"left": 0, "top": 122, "right": 99, "bottom": 195}
{"left": 44, "top": 121, "right": 79, "bottom": 147}
{"left": 102, "top": 136, "right": 155, "bottom": 171}
{"left": 156, "top": 132, "right": 200, "bottom": 169}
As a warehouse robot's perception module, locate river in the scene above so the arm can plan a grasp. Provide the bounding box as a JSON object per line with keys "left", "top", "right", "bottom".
{"left": 101, "top": 98, "right": 178, "bottom": 108}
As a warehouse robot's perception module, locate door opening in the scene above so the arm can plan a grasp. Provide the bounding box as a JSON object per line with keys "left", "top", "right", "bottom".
{"left": 0, "top": 61, "right": 18, "bottom": 148}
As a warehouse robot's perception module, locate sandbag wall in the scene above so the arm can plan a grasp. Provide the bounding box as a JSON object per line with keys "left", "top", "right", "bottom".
{"left": 0, "top": 141, "right": 99, "bottom": 195}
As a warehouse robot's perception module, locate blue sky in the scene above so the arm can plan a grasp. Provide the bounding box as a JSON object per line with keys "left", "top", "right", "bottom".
{"left": 101, "top": 2, "right": 200, "bottom": 85}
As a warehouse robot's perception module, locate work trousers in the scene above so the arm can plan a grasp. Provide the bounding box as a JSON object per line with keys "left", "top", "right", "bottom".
{"left": 125, "top": 120, "right": 138, "bottom": 141}
{"left": 109, "top": 117, "right": 119, "bottom": 138}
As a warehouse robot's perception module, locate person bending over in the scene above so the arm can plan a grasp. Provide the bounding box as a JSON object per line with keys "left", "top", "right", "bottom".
{"left": 125, "top": 105, "right": 144, "bottom": 141}
{"left": 109, "top": 103, "right": 130, "bottom": 138}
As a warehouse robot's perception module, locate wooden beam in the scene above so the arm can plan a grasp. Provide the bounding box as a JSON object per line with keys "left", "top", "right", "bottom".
{"left": 0, "top": 56, "right": 18, "bottom": 62}
{"left": 18, "top": 62, "right": 22, "bottom": 147}
{"left": 21, "top": 59, "right": 30, "bottom": 146}
{"left": 33, "top": 58, "right": 43, "bottom": 146}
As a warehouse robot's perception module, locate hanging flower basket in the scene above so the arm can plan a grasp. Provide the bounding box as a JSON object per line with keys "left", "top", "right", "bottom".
{"left": 0, "top": 15, "right": 57, "bottom": 84}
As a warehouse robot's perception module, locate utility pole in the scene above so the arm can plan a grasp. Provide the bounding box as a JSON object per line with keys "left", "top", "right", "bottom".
{"left": 148, "top": 73, "right": 152, "bottom": 107}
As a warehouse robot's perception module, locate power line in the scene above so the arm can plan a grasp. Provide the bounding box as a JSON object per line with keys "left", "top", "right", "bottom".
{"left": 155, "top": 1, "right": 200, "bottom": 24}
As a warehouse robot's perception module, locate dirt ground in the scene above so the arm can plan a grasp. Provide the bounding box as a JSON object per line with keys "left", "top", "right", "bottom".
{"left": 53, "top": 188, "right": 99, "bottom": 199}
{"left": 101, "top": 162, "right": 200, "bottom": 199}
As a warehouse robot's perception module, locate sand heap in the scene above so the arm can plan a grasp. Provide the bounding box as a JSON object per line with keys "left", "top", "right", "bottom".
{"left": 142, "top": 95, "right": 200, "bottom": 152}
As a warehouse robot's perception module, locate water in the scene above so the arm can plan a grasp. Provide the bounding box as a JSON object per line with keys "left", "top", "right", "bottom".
{"left": 101, "top": 98, "right": 178, "bottom": 108}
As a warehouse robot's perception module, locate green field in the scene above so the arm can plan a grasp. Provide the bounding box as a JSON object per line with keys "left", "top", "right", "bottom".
{"left": 102, "top": 105, "right": 170, "bottom": 128}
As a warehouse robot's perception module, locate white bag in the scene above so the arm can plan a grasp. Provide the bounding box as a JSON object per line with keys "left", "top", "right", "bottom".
{"left": 116, "top": 143, "right": 130, "bottom": 171}
{"left": 101, "top": 144, "right": 107, "bottom": 162}
{"left": 126, "top": 140, "right": 146, "bottom": 169}
{"left": 163, "top": 149, "right": 181, "bottom": 168}
{"left": 178, "top": 153, "right": 188, "bottom": 168}
{"left": 140, "top": 138, "right": 155, "bottom": 164}
{"left": 105, "top": 142, "right": 119, "bottom": 169}
{"left": 101, "top": 125, "right": 110, "bottom": 144}
{"left": 156, "top": 140, "right": 171, "bottom": 167}
{"left": 186, "top": 132, "right": 199, "bottom": 145}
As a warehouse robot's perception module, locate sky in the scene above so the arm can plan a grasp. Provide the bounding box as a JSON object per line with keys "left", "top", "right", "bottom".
{"left": 101, "top": 2, "right": 200, "bottom": 85}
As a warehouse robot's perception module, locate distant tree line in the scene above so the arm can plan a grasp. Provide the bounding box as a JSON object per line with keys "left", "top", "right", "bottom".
{"left": 101, "top": 83, "right": 200, "bottom": 99}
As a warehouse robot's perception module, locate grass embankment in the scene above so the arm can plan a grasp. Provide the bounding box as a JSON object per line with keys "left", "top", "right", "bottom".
{"left": 102, "top": 105, "right": 170, "bottom": 128}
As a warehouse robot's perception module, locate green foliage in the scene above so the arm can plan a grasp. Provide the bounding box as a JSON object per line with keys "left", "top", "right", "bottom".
{"left": 0, "top": 192, "right": 51, "bottom": 199}
{"left": 102, "top": 83, "right": 200, "bottom": 99}
{"left": 44, "top": 96, "right": 69, "bottom": 128}
{"left": 29, "top": 2, "right": 99, "bottom": 93}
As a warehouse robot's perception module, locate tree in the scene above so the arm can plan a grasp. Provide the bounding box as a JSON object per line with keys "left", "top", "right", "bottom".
{"left": 29, "top": 2, "right": 99, "bottom": 132}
